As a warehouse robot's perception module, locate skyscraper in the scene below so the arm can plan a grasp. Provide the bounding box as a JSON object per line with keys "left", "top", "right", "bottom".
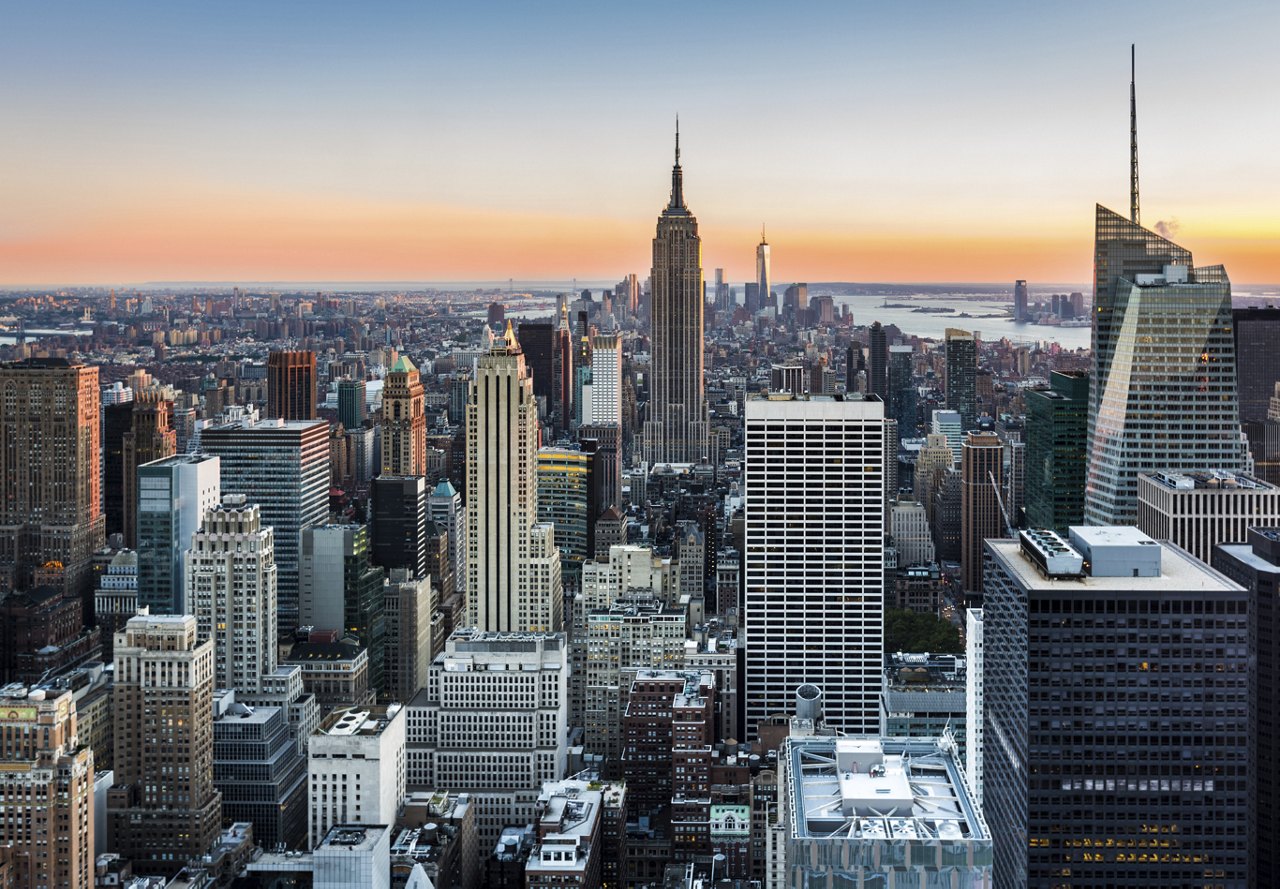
{"left": 1232, "top": 306, "right": 1280, "bottom": 423}
{"left": 867, "top": 322, "right": 887, "bottom": 400}
{"left": 960, "top": 431, "right": 1005, "bottom": 594}
{"left": 755, "top": 226, "right": 771, "bottom": 310}
{"left": 467, "top": 326, "right": 563, "bottom": 633}
{"left": 187, "top": 495, "right": 278, "bottom": 694}
{"left": 1084, "top": 207, "right": 1248, "bottom": 525}
{"left": 300, "top": 524, "right": 387, "bottom": 694}
{"left": 944, "top": 328, "right": 977, "bottom": 429}
{"left": 109, "top": 614, "right": 222, "bottom": 877}
{"left": 102, "top": 399, "right": 135, "bottom": 539}
{"left": 644, "top": 124, "right": 707, "bottom": 465}
{"left": 887, "top": 344, "right": 917, "bottom": 434}
{"left": 588, "top": 333, "right": 622, "bottom": 427}
{"left": 381, "top": 355, "right": 428, "bottom": 477}
{"left": 1024, "top": 371, "right": 1089, "bottom": 532}
{"left": 137, "top": 453, "right": 222, "bottom": 614}
{"left": 369, "top": 474, "right": 428, "bottom": 577}
{"left": 267, "top": 350, "right": 317, "bottom": 421}
{"left": 122, "top": 389, "right": 177, "bottom": 549}
{"left": 200, "top": 417, "right": 330, "bottom": 631}
{"left": 537, "top": 446, "right": 597, "bottom": 590}
{"left": 0, "top": 357, "right": 105, "bottom": 597}
{"left": 337, "top": 377, "right": 367, "bottom": 430}
{"left": 428, "top": 479, "right": 467, "bottom": 601}
{"left": 517, "top": 320, "right": 556, "bottom": 422}
{"left": 984, "top": 528, "right": 1247, "bottom": 887}
{"left": 1012, "top": 279, "right": 1029, "bottom": 322}
{"left": 743, "top": 394, "right": 885, "bottom": 736}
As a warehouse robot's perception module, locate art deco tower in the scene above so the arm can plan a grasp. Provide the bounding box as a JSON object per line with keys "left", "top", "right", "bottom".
{"left": 381, "top": 355, "right": 428, "bottom": 476}
{"left": 644, "top": 123, "right": 707, "bottom": 465}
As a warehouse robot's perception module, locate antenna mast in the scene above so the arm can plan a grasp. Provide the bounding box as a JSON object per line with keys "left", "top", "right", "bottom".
{"left": 1130, "top": 44, "right": 1140, "bottom": 225}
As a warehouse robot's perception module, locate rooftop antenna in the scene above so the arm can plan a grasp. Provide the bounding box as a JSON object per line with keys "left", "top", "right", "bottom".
{"left": 1130, "top": 43, "right": 1140, "bottom": 225}
{"left": 675, "top": 114, "right": 680, "bottom": 166}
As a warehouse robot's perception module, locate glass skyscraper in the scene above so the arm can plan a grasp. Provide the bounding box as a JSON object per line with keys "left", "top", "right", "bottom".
{"left": 1024, "top": 371, "right": 1089, "bottom": 532}
{"left": 1085, "top": 205, "right": 1248, "bottom": 525}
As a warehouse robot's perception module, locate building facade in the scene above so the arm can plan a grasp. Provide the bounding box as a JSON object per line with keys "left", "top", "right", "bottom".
{"left": 308, "top": 705, "right": 407, "bottom": 847}
{"left": 380, "top": 355, "right": 428, "bottom": 477}
{"left": 1024, "top": 371, "right": 1089, "bottom": 531}
{"left": 1137, "top": 469, "right": 1280, "bottom": 565}
{"left": 267, "top": 350, "right": 317, "bottom": 421}
{"left": 960, "top": 430, "right": 1005, "bottom": 594}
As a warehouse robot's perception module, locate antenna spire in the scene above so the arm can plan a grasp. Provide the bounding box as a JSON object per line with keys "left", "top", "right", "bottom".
{"left": 1130, "top": 43, "right": 1140, "bottom": 225}
{"left": 667, "top": 115, "right": 685, "bottom": 210}
{"left": 675, "top": 115, "right": 680, "bottom": 166}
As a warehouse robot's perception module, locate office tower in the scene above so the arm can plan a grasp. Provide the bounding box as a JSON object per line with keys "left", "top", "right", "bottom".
{"left": 1214, "top": 528, "right": 1280, "bottom": 886}
{"left": 577, "top": 423, "right": 622, "bottom": 511}
{"left": 1013, "top": 279, "right": 1029, "bottom": 322}
{"left": 0, "top": 685, "right": 96, "bottom": 889}
{"left": 887, "top": 344, "right": 917, "bottom": 434}
{"left": 743, "top": 282, "right": 760, "bottom": 314}
{"left": 467, "top": 326, "right": 563, "bottom": 633}
{"left": 122, "top": 390, "right": 177, "bottom": 548}
{"left": 382, "top": 570, "right": 437, "bottom": 706}
{"left": 960, "top": 431, "right": 1005, "bottom": 594}
{"left": 300, "top": 524, "right": 387, "bottom": 694}
{"left": 713, "top": 267, "right": 728, "bottom": 311}
{"left": 944, "top": 328, "right": 977, "bottom": 429}
{"left": 1024, "top": 371, "right": 1089, "bottom": 531}
{"left": 868, "top": 322, "right": 888, "bottom": 399}
{"left": 914, "top": 433, "right": 954, "bottom": 519}
{"left": 187, "top": 495, "right": 278, "bottom": 694}
{"left": 1086, "top": 206, "right": 1248, "bottom": 525}
{"left": 1232, "top": 306, "right": 1280, "bottom": 422}
{"left": 109, "top": 614, "right": 222, "bottom": 877}
{"left": 553, "top": 305, "right": 575, "bottom": 435}
{"left": 931, "top": 468, "right": 962, "bottom": 563}
{"left": 743, "top": 395, "right": 885, "bottom": 736}
{"left": 517, "top": 320, "right": 556, "bottom": 420}
{"left": 537, "top": 446, "right": 597, "bottom": 591}
{"left": 370, "top": 475, "right": 428, "bottom": 577}
{"left": 931, "top": 408, "right": 964, "bottom": 464}
{"left": 783, "top": 282, "right": 808, "bottom": 321}
{"left": 845, "top": 341, "right": 864, "bottom": 391}
{"left": 422, "top": 521, "right": 457, "bottom": 635}
{"left": 201, "top": 417, "right": 329, "bottom": 631}
{"left": 347, "top": 423, "right": 377, "bottom": 485}
{"left": 890, "top": 499, "right": 935, "bottom": 569}
{"left": 964, "top": 607, "right": 984, "bottom": 811}
{"left": 756, "top": 227, "right": 771, "bottom": 309}
{"left": 212, "top": 694, "right": 307, "bottom": 851}
{"left": 308, "top": 704, "right": 407, "bottom": 847}
{"left": 337, "top": 378, "right": 367, "bottom": 430}
{"left": 405, "top": 630, "right": 569, "bottom": 852}
{"left": 102, "top": 399, "right": 134, "bottom": 539}
{"left": 136, "top": 454, "right": 221, "bottom": 615}
{"left": 381, "top": 355, "right": 427, "bottom": 477}
{"left": 95, "top": 549, "right": 138, "bottom": 663}
{"left": 588, "top": 334, "right": 622, "bottom": 426}
{"left": 0, "top": 357, "right": 105, "bottom": 596}
{"left": 267, "top": 350, "right": 317, "bottom": 421}
{"left": 428, "top": 480, "right": 466, "bottom": 600}
{"left": 1136, "top": 469, "right": 1280, "bottom": 564}
{"left": 777, "top": 735, "right": 991, "bottom": 887}
{"left": 645, "top": 126, "right": 707, "bottom": 466}
{"left": 984, "top": 528, "right": 1247, "bottom": 887}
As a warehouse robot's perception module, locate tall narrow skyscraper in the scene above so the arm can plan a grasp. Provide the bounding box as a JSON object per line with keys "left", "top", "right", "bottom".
{"left": 644, "top": 123, "right": 707, "bottom": 465}
{"left": 755, "top": 226, "right": 771, "bottom": 310}
{"left": 743, "top": 394, "right": 885, "bottom": 737}
{"left": 960, "top": 431, "right": 1005, "bottom": 594}
{"left": 867, "top": 322, "right": 887, "bottom": 400}
{"left": 137, "top": 453, "right": 222, "bottom": 615}
{"left": 467, "top": 325, "right": 563, "bottom": 633}
{"left": 1012, "top": 279, "right": 1029, "bottom": 322}
{"left": 1024, "top": 371, "right": 1089, "bottom": 532}
{"left": 944, "top": 328, "right": 977, "bottom": 429}
{"left": 380, "top": 355, "right": 428, "bottom": 477}
{"left": 122, "top": 390, "right": 177, "bottom": 549}
{"left": 267, "top": 350, "right": 317, "bottom": 421}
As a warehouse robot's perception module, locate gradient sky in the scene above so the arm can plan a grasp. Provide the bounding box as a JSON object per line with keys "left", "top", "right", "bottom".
{"left": 1, "top": 1, "right": 1277, "bottom": 285}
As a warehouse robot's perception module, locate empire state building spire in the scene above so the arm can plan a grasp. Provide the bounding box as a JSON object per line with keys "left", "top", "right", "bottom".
{"left": 669, "top": 116, "right": 685, "bottom": 210}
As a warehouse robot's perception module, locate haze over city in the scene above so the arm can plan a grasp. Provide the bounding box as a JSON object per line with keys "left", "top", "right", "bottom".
{"left": 2, "top": 0, "right": 1278, "bottom": 285}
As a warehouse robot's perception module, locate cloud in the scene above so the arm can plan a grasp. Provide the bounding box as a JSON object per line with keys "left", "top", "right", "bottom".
{"left": 1154, "top": 218, "right": 1180, "bottom": 239}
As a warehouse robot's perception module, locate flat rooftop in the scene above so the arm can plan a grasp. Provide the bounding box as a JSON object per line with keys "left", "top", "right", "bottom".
{"left": 987, "top": 536, "right": 1241, "bottom": 594}
{"left": 317, "top": 824, "right": 387, "bottom": 852}
{"left": 1143, "top": 469, "right": 1276, "bottom": 492}
{"left": 317, "top": 705, "right": 400, "bottom": 737}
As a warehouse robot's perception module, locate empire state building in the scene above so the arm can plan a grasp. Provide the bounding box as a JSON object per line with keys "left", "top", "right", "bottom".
{"left": 645, "top": 124, "right": 707, "bottom": 465}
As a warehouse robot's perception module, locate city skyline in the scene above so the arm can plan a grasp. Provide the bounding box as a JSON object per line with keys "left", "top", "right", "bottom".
{"left": 2, "top": 3, "right": 1278, "bottom": 285}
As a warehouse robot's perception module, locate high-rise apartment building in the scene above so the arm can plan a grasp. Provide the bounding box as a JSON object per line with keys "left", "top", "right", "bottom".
{"left": 187, "top": 495, "right": 278, "bottom": 694}
{"left": 308, "top": 704, "right": 406, "bottom": 847}
{"left": 267, "top": 350, "right": 317, "bottom": 421}
{"left": 336, "top": 378, "right": 367, "bottom": 430}
{"left": 200, "top": 417, "right": 329, "bottom": 631}
{"left": 122, "top": 390, "right": 177, "bottom": 548}
{"left": 1085, "top": 206, "right": 1248, "bottom": 525}
{"left": 0, "top": 357, "right": 105, "bottom": 596}
{"left": 960, "top": 431, "right": 1005, "bottom": 594}
{"left": 0, "top": 685, "right": 96, "bottom": 889}
{"left": 887, "top": 344, "right": 917, "bottom": 434}
{"left": 300, "top": 524, "right": 387, "bottom": 695}
{"left": 1024, "top": 371, "right": 1089, "bottom": 531}
{"left": 467, "top": 327, "right": 563, "bottom": 633}
{"left": 645, "top": 128, "right": 707, "bottom": 465}
{"left": 588, "top": 333, "right": 622, "bottom": 427}
{"left": 743, "top": 395, "right": 885, "bottom": 736}
{"left": 1136, "top": 469, "right": 1280, "bottom": 564}
{"left": 868, "top": 322, "right": 887, "bottom": 400}
{"left": 137, "top": 454, "right": 221, "bottom": 615}
{"left": 380, "top": 355, "right": 427, "bottom": 477}
{"left": 944, "top": 328, "right": 977, "bottom": 429}
{"left": 109, "top": 614, "right": 222, "bottom": 877}
{"left": 984, "top": 528, "right": 1247, "bottom": 887}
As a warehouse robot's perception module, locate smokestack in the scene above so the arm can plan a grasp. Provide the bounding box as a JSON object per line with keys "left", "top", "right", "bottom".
{"left": 795, "top": 683, "right": 823, "bottom": 723}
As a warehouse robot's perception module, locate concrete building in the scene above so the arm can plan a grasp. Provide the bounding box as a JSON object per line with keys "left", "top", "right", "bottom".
{"left": 187, "top": 495, "right": 277, "bottom": 693}
{"left": 428, "top": 479, "right": 466, "bottom": 600}
{"left": 1137, "top": 469, "right": 1280, "bottom": 565}
{"left": 964, "top": 607, "right": 983, "bottom": 811}
{"left": 984, "top": 527, "right": 1248, "bottom": 887}
{"left": 200, "top": 417, "right": 329, "bottom": 631}
{"left": 212, "top": 692, "right": 307, "bottom": 850}
{"left": 467, "top": 326, "right": 563, "bottom": 634}
{"left": 890, "top": 498, "right": 935, "bottom": 568}
{"left": 137, "top": 454, "right": 221, "bottom": 615}
{"left": 930, "top": 409, "right": 964, "bottom": 465}
{"left": 526, "top": 779, "right": 606, "bottom": 889}
{"left": 383, "top": 570, "right": 438, "bottom": 706}
{"left": 0, "top": 684, "right": 96, "bottom": 889}
{"left": 744, "top": 394, "right": 885, "bottom": 737}
{"left": 300, "top": 524, "right": 387, "bottom": 695}
{"left": 267, "top": 350, "right": 317, "bottom": 421}
{"left": 960, "top": 430, "right": 1005, "bottom": 594}
{"left": 381, "top": 355, "right": 427, "bottom": 477}
{"left": 121, "top": 391, "right": 177, "bottom": 549}
{"left": 587, "top": 333, "right": 622, "bottom": 427}
{"left": 283, "top": 639, "right": 375, "bottom": 711}
{"left": 405, "top": 630, "right": 569, "bottom": 852}
{"left": 775, "top": 735, "right": 991, "bottom": 888}
{"left": 308, "top": 705, "right": 406, "bottom": 847}
{"left": 109, "top": 614, "right": 222, "bottom": 877}
{"left": 392, "top": 791, "right": 478, "bottom": 889}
